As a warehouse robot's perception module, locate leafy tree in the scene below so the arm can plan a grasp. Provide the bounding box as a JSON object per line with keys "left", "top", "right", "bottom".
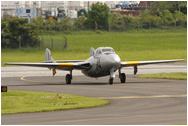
{"left": 140, "top": 11, "right": 163, "bottom": 29}
{"left": 61, "top": 17, "right": 73, "bottom": 31}
{"left": 153, "top": 15, "right": 162, "bottom": 28}
{"left": 44, "top": 19, "right": 56, "bottom": 31}
{"left": 109, "top": 13, "right": 125, "bottom": 31}
{"left": 74, "top": 16, "right": 87, "bottom": 30}
{"left": 132, "top": 16, "right": 141, "bottom": 31}
{"left": 55, "top": 21, "right": 63, "bottom": 32}
{"left": 1, "top": 16, "right": 40, "bottom": 48}
{"left": 87, "top": 2, "right": 110, "bottom": 30}
{"left": 140, "top": 11, "right": 153, "bottom": 29}
{"left": 150, "top": 1, "right": 187, "bottom": 14}
{"left": 122, "top": 15, "right": 134, "bottom": 30}
{"left": 1, "top": 18, "right": 10, "bottom": 48}
{"left": 159, "top": 10, "right": 174, "bottom": 26}
{"left": 173, "top": 11, "right": 187, "bottom": 27}
{"left": 31, "top": 16, "right": 45, "bottom": 30}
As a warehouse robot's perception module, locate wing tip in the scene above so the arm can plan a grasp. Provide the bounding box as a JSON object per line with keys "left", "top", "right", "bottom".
{"left": 173, "top": 59, "right": 185, "bottom": 62}
{"left": 3, "top": 63, "right": 8, "bottom": 65}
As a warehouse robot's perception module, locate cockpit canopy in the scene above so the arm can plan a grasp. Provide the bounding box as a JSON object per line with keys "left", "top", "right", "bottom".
{"left": 95, "top": 47, "right": 115, "bottom": 55}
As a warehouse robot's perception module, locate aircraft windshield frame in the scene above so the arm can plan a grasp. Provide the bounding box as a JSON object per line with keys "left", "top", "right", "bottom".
{"left": 102, "top": 48, "right": 115, "bottom": 53}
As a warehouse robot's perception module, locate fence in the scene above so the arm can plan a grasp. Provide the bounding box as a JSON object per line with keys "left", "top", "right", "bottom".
{"left": 41, "top": 34, "right": 67, "bottom": 50}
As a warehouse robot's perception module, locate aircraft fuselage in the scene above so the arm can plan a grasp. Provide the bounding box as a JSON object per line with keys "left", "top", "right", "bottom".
{"left": 82, "top": 53, "right": 121, "bottom": 77}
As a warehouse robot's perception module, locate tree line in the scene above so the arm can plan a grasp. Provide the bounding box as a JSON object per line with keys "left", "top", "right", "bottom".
{"left": 2, "top": 16, "right": 40, "bottom": 48}
{"left": 1, "top": 2, "right": 187, "bottom": 48}
{"left": 32, "top": 2, "right": 186, "bottom": 32}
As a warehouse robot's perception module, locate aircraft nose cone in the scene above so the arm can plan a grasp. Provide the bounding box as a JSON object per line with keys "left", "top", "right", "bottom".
{"left": 113, "top": 55, "right": 121, "bottom": 63}
{"left": 110, "top": 54, "right": 121, "bottom": 67}
{"left": 100, "top": 54, "right": 121, "bottom": 70}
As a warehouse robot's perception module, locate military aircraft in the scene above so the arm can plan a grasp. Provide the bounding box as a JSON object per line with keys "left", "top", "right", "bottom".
{"left": 4, "top": 47, "right": 184, "bottom": 84}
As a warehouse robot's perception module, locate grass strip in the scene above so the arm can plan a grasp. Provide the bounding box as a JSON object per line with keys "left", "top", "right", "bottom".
{"left": 136, "top": 72, "right": 187, "bottom": 80}
{"left": 2, "top": 30, "right": 187, "bottom": 65}
{"left": 1, "top": 90, "right": 110, "bottom": 115}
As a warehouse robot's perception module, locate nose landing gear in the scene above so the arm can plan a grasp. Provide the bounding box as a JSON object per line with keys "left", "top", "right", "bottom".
{"left": 109, "top": 68, "right": 115, "bottom": 85}
{"left": 109, "top": 78, "right": 113, "bottom": 85}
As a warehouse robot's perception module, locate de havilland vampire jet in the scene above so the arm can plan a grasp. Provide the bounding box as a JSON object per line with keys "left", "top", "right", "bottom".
{"left": 4, "top": 47, "right": 184, "bottom": 84}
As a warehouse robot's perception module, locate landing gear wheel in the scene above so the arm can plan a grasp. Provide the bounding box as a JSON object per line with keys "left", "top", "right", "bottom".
{"left": 120, "top": 73, "right": 126, "bottom": 83}
{"left": 66, "top": 74, "right": 72, "bottom": 84}
{"left": 109, "top": 78, "right": 113, "bottom": 85}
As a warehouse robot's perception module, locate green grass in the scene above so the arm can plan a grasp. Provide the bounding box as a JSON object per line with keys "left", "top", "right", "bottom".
{"left": 1, "top": 90, "right": 110, "bottom": 115}
{"left": 136, "top": 72, "right": 187, "bottom": 80}
{"left": 1, "top": 29, "right": 187, "bottom": 65}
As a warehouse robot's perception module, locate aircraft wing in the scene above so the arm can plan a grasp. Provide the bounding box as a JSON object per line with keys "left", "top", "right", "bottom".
{"left": 121, "top": 59, "right": 185, "bottom": 67}
{"left": 55, "top": 60, "right": 85, "bottom": 63}
{"left": 4, "top": 61, "right": 91, "bottom": 70}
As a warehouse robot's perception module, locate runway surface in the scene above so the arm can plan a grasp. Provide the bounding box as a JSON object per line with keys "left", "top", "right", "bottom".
{"left": 1, "top": 63, "right": 187, "bottom": 125}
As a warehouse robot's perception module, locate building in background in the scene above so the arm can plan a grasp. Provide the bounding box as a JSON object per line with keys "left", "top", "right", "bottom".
{"left": 1, "top": 1, "right": 143, "bottom": 19}
{"left": 1, "top": 1, "right": 119, "bottom": 18}
{"left": 16, "top": 7, "right": 36, "bottom": 22}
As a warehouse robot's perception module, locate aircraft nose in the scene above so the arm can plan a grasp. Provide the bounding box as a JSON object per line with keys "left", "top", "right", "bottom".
{"left": 100, "top": 54, "right": 121, "bottom": 70}
{"left": 112, "top": 54, "right": 121, "bottom": 64}
{"left": 109, "top": 54, "right": 121, "bottom": 67}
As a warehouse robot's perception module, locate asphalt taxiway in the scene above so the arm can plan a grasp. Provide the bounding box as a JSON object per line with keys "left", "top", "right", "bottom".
{"left": 1, "top": 63, "right": 187, "bottom": 125}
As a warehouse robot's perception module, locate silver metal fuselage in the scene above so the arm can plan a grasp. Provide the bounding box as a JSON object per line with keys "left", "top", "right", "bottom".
{"left": 82, "top": 53, "right": 121, "bottom": 77}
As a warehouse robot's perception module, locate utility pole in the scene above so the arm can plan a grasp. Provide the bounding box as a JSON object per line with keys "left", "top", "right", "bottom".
{"left": 19, "top": 36, "right": 21, "bottom": 49}
{"left": 88, "top": 1, "right": 89, "bottom": 15}
{"left": 178, "top": 1, "right": 180, "bottom": 12}
{"left": 145, "top": 1, "right": 147, "bottom": 11}
{"left": 15, "top": 2, "right": 19, "bottom": 16}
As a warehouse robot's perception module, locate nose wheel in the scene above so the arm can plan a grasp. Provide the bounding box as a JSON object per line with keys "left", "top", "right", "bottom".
{"left": 109, "top": 78, "right": 113, "bottom": 85}
{"left": 109, "top": 68, "right": 115, "bottom": 85}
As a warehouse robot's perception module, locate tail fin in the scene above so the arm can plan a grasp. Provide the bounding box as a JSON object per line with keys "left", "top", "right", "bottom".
{"left": 90, "top": 47, "right": 95, "bottom": 57}
{"left": 45, "top": 48, "right": 55, "bottom": 63}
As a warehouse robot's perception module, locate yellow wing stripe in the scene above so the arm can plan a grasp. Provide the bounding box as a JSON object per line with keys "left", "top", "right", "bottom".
{"left": 126, "top": 62, "right": 140, "bottom": 66}
{"left": 58, "top": 63, "right": 74, "bottom": 67}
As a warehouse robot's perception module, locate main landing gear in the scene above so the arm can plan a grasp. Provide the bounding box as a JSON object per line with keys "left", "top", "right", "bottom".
{"left": 119, "top": 69, "right": 126, "bottom": 83}
{"left": 120, "top": 73, "right": 126, "bottom": 83}
{"left": 66, "top": 70, "right": 72, "bottom": 84}
{"left": 108, "top": 72, "right": 126, "bottom": 85}
{"left": 109, "top": 68, "right": 126, "bottom": 85}
{"left": 66, "top": 74, "right": 72, "bottom": 84}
